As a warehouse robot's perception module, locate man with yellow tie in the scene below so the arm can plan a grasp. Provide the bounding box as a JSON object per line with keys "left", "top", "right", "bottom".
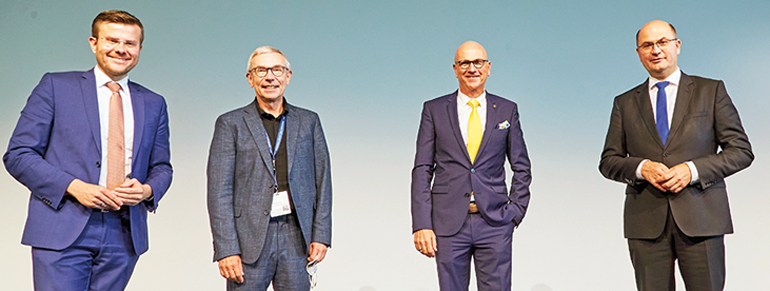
{"left": 411, "top": 41, "right": 532, "bottom": 291}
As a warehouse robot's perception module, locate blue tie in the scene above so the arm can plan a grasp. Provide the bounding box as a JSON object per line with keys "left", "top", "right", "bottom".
{"left": 655, "top": 81, "right": 670, "bottom": 146}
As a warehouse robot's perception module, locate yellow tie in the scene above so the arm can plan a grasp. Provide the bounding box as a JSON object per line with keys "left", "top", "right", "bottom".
{"left": 467, "top": 99, "right": 481, "bottom": 164}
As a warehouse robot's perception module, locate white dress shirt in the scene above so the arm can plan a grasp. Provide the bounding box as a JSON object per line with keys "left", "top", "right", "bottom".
{"left": 94, "top": 66, "right": 135, "bottom": 187}
{"left": 457, "top": 90, "right": 487, "bottom": 146}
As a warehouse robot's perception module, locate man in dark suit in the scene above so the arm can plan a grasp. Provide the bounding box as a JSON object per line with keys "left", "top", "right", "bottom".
{"left": 599, "top": 20, "right": 753, "bottom": 291}
{"left": 3, "top": 10, "right": 173, "bottom": 291}
{"left": 411, "top": 41, "right": 532, "bottom": 291}
{"left": 207, "top": 46, "right": 332, "bottom": 291}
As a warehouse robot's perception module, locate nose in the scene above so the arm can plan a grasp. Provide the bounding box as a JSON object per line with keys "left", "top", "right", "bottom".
{"left": 466, "top": 64, "right": 479, "bottom": 74}
{"left": 650, "top": 43, "right": 663, "bottom": 54}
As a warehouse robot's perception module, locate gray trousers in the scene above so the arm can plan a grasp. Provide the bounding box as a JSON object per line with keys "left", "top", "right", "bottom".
{"left": 628, "top": 208, "right": 725, "bottom": 291}
{"left": 229, "top": 214, "right": 310, "bottom": 291}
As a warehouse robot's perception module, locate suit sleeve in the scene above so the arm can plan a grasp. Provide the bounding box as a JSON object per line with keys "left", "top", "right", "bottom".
{"left": 207, "top": 116, "right": 241, "bottom": 261}
{"left": 690, "top": 81, "right": 753, "bottom": 188}
{"left": 506, "top": 104, "right": 531, "bottom": 225}
{"left": 310, "top": 115, "right": 333, "bottom": 247}
{"left": 3, "top": 73, "right": 77, "bottom": 210}
{"left": 142, "top": 97, "right": 173, "bottom": 212}
{"left": 599, "top": 96, "right": 645, "bottom": 186}
{"left": 411, "top": 102, "right": 435, "bottom": 232}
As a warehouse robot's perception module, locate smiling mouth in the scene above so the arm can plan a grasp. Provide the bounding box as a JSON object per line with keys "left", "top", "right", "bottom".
{"left": 262, "top": 85, "right": 279, "bottom": 89}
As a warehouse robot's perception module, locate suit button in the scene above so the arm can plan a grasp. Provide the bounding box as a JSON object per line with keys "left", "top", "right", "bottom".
{"left": 464, "top": 193, "right": 470, "bottom": 197}
{"left": 663, "top": 152, "right": 670, "bottom": 157}
{"left": 471, "top": 169, "right": 475, "bottom": 173}
{"left": 96, "top": 161, "right": 101, "bottom": 168}
{"left": 263, "top": 210, "right": 269, "bottom": 216}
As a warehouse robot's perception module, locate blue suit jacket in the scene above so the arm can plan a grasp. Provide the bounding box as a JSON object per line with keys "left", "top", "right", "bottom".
{"left": 3, "top": 69, "right": 173, "bottom": 255}
{"left": 207, "top": 100, "right": 332, "bottom": 264}
{"left": 411, "top": 91, "right": 531, "bottom": 236}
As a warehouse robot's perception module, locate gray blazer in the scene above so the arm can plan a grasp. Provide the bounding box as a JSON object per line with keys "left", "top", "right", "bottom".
{"left": 600, "top": 72, "right": 753, "bottom": 239}
{"left": 207, "top": 100, "right": 332, "bottom": 263}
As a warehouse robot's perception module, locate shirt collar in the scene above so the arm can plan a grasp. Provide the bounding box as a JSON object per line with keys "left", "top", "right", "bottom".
{"left": 94, "top": 66, "right": 130, "bottom": 92}
{"left": 457, "top": 90, "right": 487, "bottom": 108}
{"left": 255, "top": 100, "right": 289, "bottom": 120}
{"left": 648, "top": 68, "right": 681, "bottom": 91}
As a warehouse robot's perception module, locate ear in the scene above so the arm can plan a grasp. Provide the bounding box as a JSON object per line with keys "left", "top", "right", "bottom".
{"left": 246, "top": 72, "right": 255, "bottom": 88}
{"left": 89, "top": 36, "right": 98, "bottom": 54}
{"left": 284, "top": 69, "right": 292, "bottom": 85}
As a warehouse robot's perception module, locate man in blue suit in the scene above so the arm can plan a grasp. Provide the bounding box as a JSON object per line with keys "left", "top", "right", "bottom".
{"left": 207, "top": 46, "right": 332, "bottom": 290}
{"left": 3, "top": 10, "right": 172, "bottom": 291}
{"left": 411, "top": 41, "right": 532, "bottom": 291}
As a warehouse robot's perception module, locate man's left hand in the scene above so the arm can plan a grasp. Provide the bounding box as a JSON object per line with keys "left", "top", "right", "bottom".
{"left": 657, "top": 163, "right": 692, "bottom": 193}
{"left": 114, "top": 178, "right": 153, "bottom": 206}
{"left": 308, "top": 242, "right": 328, "bottom": 263}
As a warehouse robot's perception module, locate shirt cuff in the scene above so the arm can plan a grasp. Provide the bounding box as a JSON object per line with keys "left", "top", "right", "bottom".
{"left": 635, "top": 159, "right": 649, "bottom": 181}
{"left": 685, "top": 161, "right": 699, "bottom": 185}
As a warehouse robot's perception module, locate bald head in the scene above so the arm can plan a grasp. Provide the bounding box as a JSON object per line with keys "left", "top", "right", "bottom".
{"left": 453, "top": 41, "right": 491, "bottom": 98}
{"left": 635, "top": 20, "right": 681, "bottom": 79}
{"left": 636, "top": 20, "right": 677, "bottom": 46}
{"left": 455, "top": 41, "right": 488, "bottom": 62}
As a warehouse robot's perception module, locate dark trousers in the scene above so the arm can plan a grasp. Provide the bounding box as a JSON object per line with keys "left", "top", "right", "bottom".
{"left": 435, "top": 213, "right": 515, "bottom": 291}
{"left": 32, "top": 210, "right": 138, "bottom": 291}
{"left": 230, "top": 214, "right": 309, "bottom": 291}
{"left": 628, "top": 209, "right": 725, "bottom": 291}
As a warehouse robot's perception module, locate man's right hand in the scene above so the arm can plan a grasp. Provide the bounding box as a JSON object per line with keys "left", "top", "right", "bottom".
{"left": 641, "top": 161, "right": 670, "bottom": 192}
{"left": 414, "top": 229, "right": 438, "bottom": 258}
{"left": 66, "top": 179, "right": 122, "bottom": 211}
{"left": 218, "top": 255, "right": 244, "bottom": 283}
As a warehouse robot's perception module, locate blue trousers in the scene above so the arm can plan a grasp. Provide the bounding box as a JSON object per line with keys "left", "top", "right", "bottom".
{"left": 32, "top": 210, "right": 139, "bottom": 291}
{"left": 435, "top": 213, "right": 515, "bottom": 291}
{"left": 229, "top": 214, "right": 310, "bottom": 291}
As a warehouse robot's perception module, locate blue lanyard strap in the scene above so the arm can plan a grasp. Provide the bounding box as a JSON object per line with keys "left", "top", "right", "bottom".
{"left": 264, "top": 116, "right": 286, "bottom": 190}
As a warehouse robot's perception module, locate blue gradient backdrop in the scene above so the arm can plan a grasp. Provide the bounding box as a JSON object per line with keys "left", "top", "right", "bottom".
{"left": 1, "top": 1, "right": 768, "bottom": 290}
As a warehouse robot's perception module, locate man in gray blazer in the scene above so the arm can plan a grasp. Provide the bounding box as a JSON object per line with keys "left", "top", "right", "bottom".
{"left": 600, "top": 20, "right": 753, "bottom": 290}
{"left": 207, "top": 46, "right": 332, "bottom": 290}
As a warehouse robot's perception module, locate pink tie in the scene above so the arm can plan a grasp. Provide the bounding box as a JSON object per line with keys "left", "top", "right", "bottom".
{"left": 106, "top": 82, "right": 125, "bottom": 190}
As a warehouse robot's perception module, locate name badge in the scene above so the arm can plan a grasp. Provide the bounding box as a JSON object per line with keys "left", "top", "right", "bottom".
{"left": 270, "top": 190, "right": 292, "bottom": 217}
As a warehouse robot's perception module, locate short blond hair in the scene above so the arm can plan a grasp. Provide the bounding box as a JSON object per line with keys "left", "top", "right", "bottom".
{"left": 246, "top": 46, "right": 291, "bottom": 71}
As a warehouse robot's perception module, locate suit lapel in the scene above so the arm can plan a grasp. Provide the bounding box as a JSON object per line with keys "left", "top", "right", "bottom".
{"left": 243, "top": 101, "right": 275, "bottom": 174}
{"left": 633, "top": 80, "right": 665, "bottom": 149}
{"left": 477, "top": 93, "right": 497, "bottom": 158}
{"left": 285, "top": 102, "right": 299, "bottom": 175}
{"left": 129, "top": 81, "right": 145, "bottom": 165}
{"left": 667, "top": 73, "right": 693, "bottom": 146}
{"left": 445, "top": 92, "right": 471, "bottom": 164}
{"left": 80, "top": 70, "right": 102, "bottom": 156}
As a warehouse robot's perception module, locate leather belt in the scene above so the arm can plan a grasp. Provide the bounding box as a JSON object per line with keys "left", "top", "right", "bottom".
{"left": 468, "top": 202, "right": 478, "bottom": 214}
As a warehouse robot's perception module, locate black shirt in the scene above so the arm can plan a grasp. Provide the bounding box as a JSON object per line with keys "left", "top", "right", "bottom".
{"left": 256, "top": 104, "right": 289, "bottom": 193}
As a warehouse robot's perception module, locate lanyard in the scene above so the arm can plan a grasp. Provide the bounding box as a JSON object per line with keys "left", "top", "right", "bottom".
{"left": 264, "top": 116, "right": 286, "bottom": 190}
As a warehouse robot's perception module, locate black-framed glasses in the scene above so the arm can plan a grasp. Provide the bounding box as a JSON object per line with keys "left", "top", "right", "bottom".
{"left": 249, "top": 65, "right": 289, "bottom": 77}
{"left": 637, "top": 38, "right": 678, "bottom": 52}
{"left": 455, "top": 59, "right": 488, "bottom": 70}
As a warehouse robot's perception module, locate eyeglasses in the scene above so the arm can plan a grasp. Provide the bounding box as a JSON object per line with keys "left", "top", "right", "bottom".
{"left": 455, "top": 59, "right": 488, "bottom": 70}
{"left": 637, "top": 38, "right": 678, "bottom": 52}
{"left": 249, "top": 65, "right": 289, "bottom": 78}
{"left": 98, "top": 37, "right": 139, "bottom": 50}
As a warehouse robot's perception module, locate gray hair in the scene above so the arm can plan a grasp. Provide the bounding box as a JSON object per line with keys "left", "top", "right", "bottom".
{"left": 246, "top": 46, "right": 291, "bottom": 71}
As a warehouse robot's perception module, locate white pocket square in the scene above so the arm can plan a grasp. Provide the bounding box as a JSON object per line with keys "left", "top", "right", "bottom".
{"left": 497, "top": 120, "right": 510, "bottom": 130}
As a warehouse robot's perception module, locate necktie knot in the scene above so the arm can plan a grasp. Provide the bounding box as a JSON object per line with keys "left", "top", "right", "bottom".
{"left": 468, "top": 99, "right": 480, "bottom": 108}
{"left": 655, "top": 81, "right": 669, "bottom": 90}
{"left": 106, "top": 82, "right": 121, "bottom": 93}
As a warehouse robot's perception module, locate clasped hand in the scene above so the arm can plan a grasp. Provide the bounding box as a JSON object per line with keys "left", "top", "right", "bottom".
{"left": 641, "top": 161, "right": 692, "bottom": 193}
{"left": 67, "top": 178, "right": 152, "bottom": 211}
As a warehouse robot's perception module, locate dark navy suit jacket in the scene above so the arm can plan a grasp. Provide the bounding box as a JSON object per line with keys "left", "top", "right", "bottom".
{"left": 4, "top": 69, "right": 173, "bottom": 255}
{"left": 411, "top": 91, "right": 531, "bottom": 236}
